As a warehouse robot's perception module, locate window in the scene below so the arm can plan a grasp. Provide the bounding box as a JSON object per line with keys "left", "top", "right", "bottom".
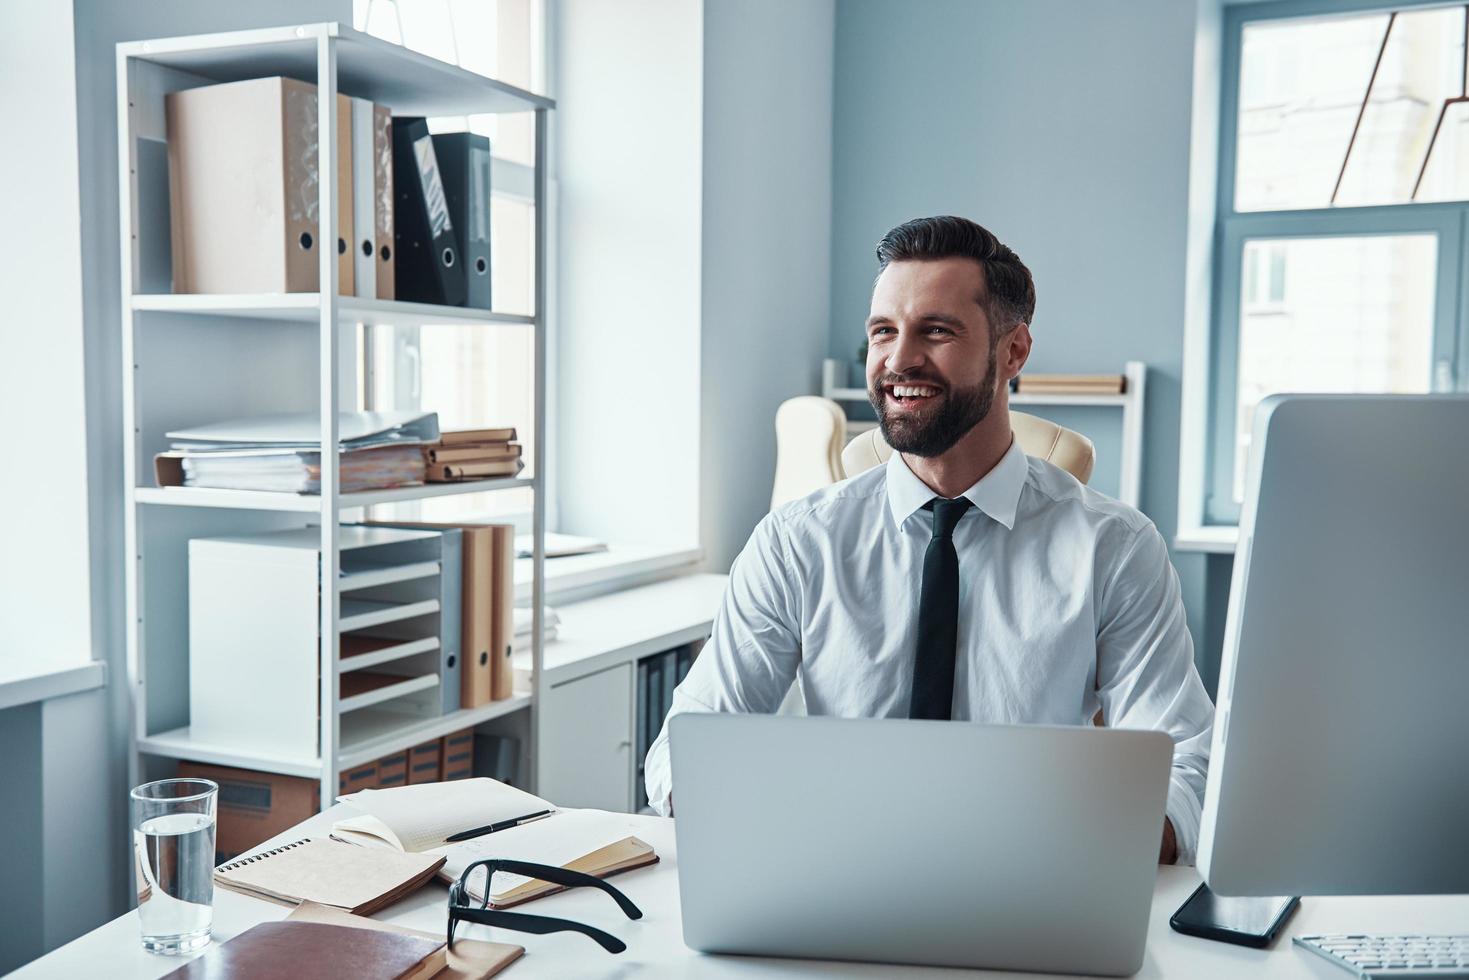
{"left": 353, "top": 0, "right": 547, "bottom": 527}
{"left": 1206, "top": 0, "right": 1467, "bottom": 523}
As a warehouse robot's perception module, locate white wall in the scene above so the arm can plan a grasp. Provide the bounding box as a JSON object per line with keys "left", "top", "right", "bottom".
{"left": 554, "top": 0, "right": 835, "bottom": 570}
{"left": 0, "top": 4, "right": 349, "bottom": 970}
{"left": 555, "top": 0, "right": 705, "bottom": 551}
{"left": 0, "top": 0, "right": 93, "bottom": 682}
{"left": 699, "top": 0, "right": 835, "bottom": 570}
{"left": 0, "top": 5, "right": 102, "bottom": 967}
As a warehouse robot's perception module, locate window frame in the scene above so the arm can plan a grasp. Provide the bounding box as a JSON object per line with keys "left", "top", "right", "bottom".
{"left": 1204, "top": 0, "right": 1469, "bottom": 527}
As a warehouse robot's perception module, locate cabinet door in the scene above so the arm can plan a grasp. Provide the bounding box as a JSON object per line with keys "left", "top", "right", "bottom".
{"left": 539, "top": 663, "right": 634, "bottom": 811}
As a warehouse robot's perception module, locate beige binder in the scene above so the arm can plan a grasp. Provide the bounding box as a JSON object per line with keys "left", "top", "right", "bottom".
{"left": 167, "top": 77, "right": 354, "bottom": 295}
{"left": 374, "top": 104, "right": 396, "bottom": 300}
{"left": 488, "top": 525, "right": 515, "bottom": 701}
{"left": 350, "top": 99, "right": 394, "bottom": 300}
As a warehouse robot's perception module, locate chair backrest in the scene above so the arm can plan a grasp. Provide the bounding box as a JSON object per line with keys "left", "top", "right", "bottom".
{"left": 841, "top": 411, "right": 1096, "bottom": 484}
{"left": 771, "top": 397, "right": 851, "bottom": 509}
{"left": 769, "top": 396, "right": 1096, "bottom": 511}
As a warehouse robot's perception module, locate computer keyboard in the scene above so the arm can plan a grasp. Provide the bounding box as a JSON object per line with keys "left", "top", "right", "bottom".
{"left": 1295, "top": 935, "right": 1469, "bottom": 978}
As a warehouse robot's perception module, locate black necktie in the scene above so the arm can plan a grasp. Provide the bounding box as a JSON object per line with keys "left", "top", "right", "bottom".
{"left": 909, "top": 496, "right": 973, "bottom": 720}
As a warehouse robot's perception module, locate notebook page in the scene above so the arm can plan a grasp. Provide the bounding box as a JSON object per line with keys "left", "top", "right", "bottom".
{"left": 432, "top": 809, "right": 652, "bottom": 899}
{"left": 214, "top": 837, "right": 442, "bottom": 911}
{"left": 345, "top": 779, "right": 554, "bottom": 853}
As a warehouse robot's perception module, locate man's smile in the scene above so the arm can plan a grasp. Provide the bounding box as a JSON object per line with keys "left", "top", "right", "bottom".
{"left": 882, "top": 381, "right": 944, "bottom": 412}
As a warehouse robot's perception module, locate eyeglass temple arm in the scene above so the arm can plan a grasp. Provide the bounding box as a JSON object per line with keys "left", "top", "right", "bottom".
{"left": 486, "top": 860, "right": 644, "bottom": 920}
{"left": 453, "top": 906, "right": 628, "bottom": 954}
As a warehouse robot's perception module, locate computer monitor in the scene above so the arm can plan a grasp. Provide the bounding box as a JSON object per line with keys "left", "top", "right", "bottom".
{"left": 1198, "top": 393, "right": 1469, "bottom": 897}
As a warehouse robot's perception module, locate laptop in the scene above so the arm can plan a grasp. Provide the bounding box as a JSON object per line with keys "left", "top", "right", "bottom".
{"left": 670, "top": 713, "right": 1172, "bottom": 975}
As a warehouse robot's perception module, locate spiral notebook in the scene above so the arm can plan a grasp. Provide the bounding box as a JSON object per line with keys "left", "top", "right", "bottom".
{"left": 214, "top": 837, "right": 445, "bottom": 916}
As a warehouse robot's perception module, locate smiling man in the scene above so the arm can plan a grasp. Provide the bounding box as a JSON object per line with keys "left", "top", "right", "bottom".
{"left": 644, "top": 215, "right": 1214, "bottom": 864}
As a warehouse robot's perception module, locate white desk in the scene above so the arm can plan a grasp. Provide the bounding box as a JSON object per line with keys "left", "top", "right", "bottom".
{"left": 19, "top": 804, "right": 1469, "bottom": 978}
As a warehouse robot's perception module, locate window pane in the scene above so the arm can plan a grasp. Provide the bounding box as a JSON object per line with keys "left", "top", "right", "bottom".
{"left": 491, "top": 196, "right": 534, "bottom": 315}
{"left": 1336, "top": 6, "right": 1469, "bottom": 206}
{"left": 362, "top": 322, "right": 536, "bottom": 524}
{"left": 353, "top": 0, "right": 542, "bottom": 526}
{"left": 1233, "top": 235, "right": 1436, "bottom": 501}
{"left": 1235, "top": 7, "right": 1468, "bottom": 211}
{"left": 357, "top": 0, "right": 540, "bottom": 165}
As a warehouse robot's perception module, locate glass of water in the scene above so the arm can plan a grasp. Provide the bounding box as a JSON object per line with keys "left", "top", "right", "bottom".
{"left": 130, "top": 778, "right": 218, "bottom": 954}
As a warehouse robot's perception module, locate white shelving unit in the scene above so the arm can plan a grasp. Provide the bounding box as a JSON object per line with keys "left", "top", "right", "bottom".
{"left": 117, "top": 22, "right": 554, "bottom": 804}
{"left": 821, "top": 359, "right": 1148, "bottom": 508}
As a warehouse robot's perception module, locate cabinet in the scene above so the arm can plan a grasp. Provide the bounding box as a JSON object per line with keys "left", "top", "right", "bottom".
{"left": 539, "top": 663, "right": 635, "bottom": 812}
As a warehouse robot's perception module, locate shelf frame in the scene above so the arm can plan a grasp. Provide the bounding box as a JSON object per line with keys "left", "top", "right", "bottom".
{"left": 119, "top": 23, "right": 552, "bottom": 808}
{"left": 132, "top": 477, "right": 534, "bottom": 512}
{"left": 131, "top": 292, "right": 538, "bottom": 328}
{"left": 135, "top": 694, "right": 532, "bottom": 778}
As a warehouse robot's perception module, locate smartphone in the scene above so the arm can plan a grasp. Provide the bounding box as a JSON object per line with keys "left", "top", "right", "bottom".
{"left": 1169, "top": 883, "right": 1300, "bottom": 948}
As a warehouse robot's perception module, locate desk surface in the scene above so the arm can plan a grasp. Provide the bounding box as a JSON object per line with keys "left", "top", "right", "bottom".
{"left": 19, "top": 805, "right": 1468, "bottom": 979}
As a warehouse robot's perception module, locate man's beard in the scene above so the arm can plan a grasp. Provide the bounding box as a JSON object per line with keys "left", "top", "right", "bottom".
{"left": 869, "top": 346, "right": 998, "bottom": 458}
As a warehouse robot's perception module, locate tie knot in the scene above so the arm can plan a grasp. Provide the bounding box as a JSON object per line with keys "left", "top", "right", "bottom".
{"left": 925, "top": 496, "right": 973, "bottom": 539}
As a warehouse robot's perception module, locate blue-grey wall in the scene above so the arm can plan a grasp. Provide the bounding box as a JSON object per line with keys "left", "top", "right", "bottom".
{"left": 829, "top": 0, "right": 1215, "bottom": 664}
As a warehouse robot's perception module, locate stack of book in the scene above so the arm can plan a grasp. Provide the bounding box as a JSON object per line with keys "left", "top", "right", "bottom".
{"left": 422, "top": 427, "right": 523, "bottom": 482}
{"left": 154, "top": 411, "right": 437, "bottom": 494}
{"left": 1011, "top": 373, "right": 1127, "bottom": 395}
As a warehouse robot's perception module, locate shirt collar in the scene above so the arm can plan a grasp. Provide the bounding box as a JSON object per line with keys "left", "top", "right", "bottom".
{"left": 884, "top": 437, "right": 1027, "bottom": 532}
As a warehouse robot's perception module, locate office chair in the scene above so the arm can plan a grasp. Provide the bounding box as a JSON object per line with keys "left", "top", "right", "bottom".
{"left": 769, "top": 395, "right": 1101, "bottom": 722}
{"left": 771, "top": 395, "right": 1096, "bottom": 509}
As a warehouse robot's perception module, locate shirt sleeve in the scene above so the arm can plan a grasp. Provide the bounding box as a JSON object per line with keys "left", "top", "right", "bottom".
{"left": 1094, "top": 520, "right": 1215, "bottom": 865}
{"left": 644, "top": 511, "right": 803, "bottom": 815}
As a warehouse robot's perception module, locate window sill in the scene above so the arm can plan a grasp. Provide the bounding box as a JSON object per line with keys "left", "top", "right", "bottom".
{"left": 0, "top": 661, "right": 108, "bottom": 711}
{"left": 1174, "top": 525, "right": 1239, "bottom": 554}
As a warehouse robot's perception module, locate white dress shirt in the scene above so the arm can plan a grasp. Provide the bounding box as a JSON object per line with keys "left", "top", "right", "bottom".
{"left": 644, "top": 440, "right": 1215, "bottom": 864}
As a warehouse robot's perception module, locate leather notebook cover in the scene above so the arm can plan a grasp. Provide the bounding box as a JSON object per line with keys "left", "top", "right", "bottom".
{"left": 214, "top": 837, "right": 444, "bottom": 916}
{"left": 289, "top": 901, "right": 524, "bottom": 980}
{"left": 158, "top": 921, "right": 443, "bottom": 980}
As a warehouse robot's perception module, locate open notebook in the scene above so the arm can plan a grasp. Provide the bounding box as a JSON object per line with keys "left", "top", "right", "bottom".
{"left": 436, "top": 808, "right": 658, "bottom": 908}
{"left": 214, "top": 837, "right": 444, "bottom": 916}
{"left": 334, "top": 778, "right": 557, "bottom": 852}
{"left": 331, "top": 780, "right": 657, "bottom": 908}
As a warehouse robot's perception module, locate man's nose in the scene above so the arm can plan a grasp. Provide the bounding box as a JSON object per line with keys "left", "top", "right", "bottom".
{"left": 886, "top": 329, "right": 925, "bottom": 376}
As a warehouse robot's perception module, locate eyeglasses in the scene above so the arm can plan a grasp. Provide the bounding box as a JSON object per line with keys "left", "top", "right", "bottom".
{"left": 446, "top": 858, "right": 644, "bottom": 954}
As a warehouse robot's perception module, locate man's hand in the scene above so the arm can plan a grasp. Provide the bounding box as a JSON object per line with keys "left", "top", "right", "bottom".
{"left": 1159, "top": 817, "right": 1177, "bottom": 865}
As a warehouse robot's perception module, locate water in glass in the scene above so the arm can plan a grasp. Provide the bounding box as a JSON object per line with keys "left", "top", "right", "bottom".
{"left": 131, "top": 779, "right": 217, "bottom": 954}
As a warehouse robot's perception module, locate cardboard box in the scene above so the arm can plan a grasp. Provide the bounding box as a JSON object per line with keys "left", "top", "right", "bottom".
{"left": 376, "top": 750, "right": 408, "bottom": 788}
{"left": 338, "top": 761, "right": 378, "bottom": 796}
{"left": 408, "top": 740, "right": 441, "bottom": 783}
{"left": 176, "top": 762, "right": 319, "bottom": 863}
{"left": 441, "top": 728, "right": 474, "bottom": 781}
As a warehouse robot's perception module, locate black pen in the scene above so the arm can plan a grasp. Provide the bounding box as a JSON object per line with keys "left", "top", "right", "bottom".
{"left": 444, "top": 809, "right": 554, "bottom": 843}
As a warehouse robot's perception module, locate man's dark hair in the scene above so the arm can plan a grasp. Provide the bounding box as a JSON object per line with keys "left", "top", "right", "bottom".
{"left": 875, "top": 216, "right": 1036, "bottom": 334}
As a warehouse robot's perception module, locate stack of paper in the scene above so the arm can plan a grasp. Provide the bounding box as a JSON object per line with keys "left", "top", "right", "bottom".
{"left": 154, "top": 411, "right": 438, "bottom": 493}
{"left": 511, "top": 607, "right": 559, "bottom": 658}
{"left": 514, "top": 532, "right": 607, "bottom": 559}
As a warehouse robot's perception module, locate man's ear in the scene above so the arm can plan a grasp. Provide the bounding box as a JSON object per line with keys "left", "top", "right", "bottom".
{"left": 999, "top": 322, "right": 1032, "bottom": 382}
